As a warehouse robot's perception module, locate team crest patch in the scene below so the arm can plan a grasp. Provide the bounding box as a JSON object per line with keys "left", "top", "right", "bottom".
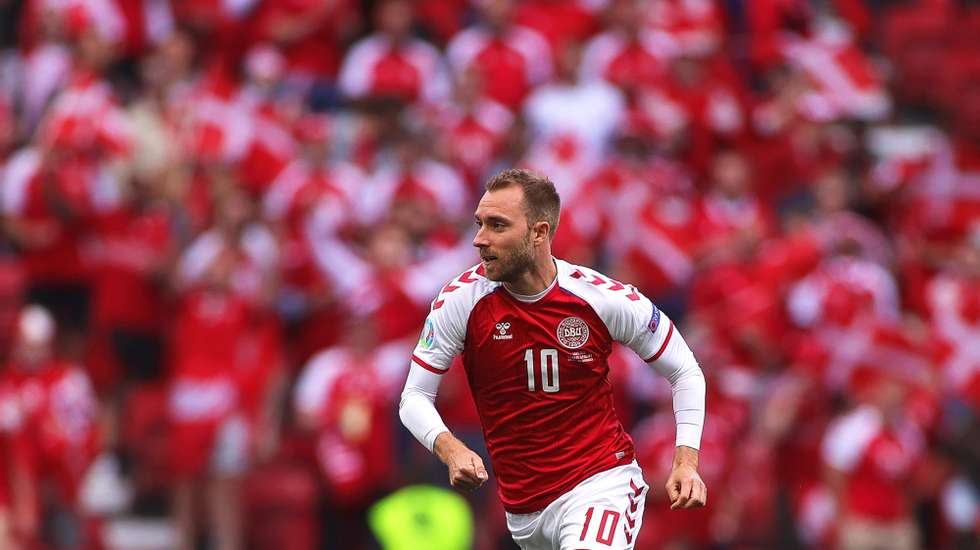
{"left": 557, "top": 317, "right": 589, "bottom": 349}
{"left": 419, "top": 318, "right": 435, "bottom": 349}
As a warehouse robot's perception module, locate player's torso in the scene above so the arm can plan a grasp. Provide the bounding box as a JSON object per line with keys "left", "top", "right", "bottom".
{"left": 462, "top": 284, "right": 634, "bottom": 512}
{"left": 465, "top": 285, "right": 611, "bottom": 417}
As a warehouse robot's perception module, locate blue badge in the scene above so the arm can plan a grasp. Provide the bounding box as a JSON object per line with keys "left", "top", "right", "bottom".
{"left": 648, "top": 305, "right": 661, "bottom": 333}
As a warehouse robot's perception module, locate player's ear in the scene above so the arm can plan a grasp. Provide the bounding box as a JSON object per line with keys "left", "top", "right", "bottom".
{"left": 532, "top": 220, "right": 550, "bottom": 244}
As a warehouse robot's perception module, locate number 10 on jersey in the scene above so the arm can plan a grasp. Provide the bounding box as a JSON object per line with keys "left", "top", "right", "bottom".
{"left": 524, "top": 348, "right": 559, "bottom": 392}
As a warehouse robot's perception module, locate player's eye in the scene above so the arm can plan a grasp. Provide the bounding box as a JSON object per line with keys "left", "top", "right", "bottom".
{"left": 493, "top": 222, "right": 506, "bottom": 230}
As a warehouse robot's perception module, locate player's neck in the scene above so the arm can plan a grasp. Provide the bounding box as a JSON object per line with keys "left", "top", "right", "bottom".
{"left": 504, "top": 256, "right": 558, "bottom": 296}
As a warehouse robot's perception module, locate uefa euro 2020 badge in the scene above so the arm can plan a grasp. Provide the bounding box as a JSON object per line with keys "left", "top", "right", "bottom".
{"left": 648, "top": 304, "right": 661, "bottom": 333}
{"left": 420, "top": 318, "right": 435, "bottom": 349}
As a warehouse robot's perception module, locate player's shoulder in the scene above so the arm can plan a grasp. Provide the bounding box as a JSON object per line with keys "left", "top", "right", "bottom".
{"left": 557, "top": 259, "right": 658, "bottom": 335}
{"left": 429, "top": 262, "right": 501, "bottom": 315}
{"left": 557, "top": 260, "right": 645, "bottom": 306}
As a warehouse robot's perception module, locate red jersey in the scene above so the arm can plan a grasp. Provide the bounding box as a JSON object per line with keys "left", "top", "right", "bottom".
{"left": 822, "top": 405, "right": 925, "bottom": 522}
{"left": 87, "top": 204, "right": 172, "bottom": 329}
{"left": 580, "top": 30, "right": 674, "bottom": 91}
{"left": 294, "top": 343, "right": 408, "bottom": 505}
{"left": 3, "top": 360, "right": 99, "bottom": 498}
{"left": 446, "top": 24, "right": 552, "bottom": 109}
{"left": 337, "top": 35, "right": 450, "bottom": 104}
{"left": 411, "top": 259, "right": 675, "bottom": 513}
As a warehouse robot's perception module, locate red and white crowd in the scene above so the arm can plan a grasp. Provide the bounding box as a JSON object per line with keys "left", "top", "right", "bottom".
{"left": 0, "top": 0, "right": 977, "bottom": 548}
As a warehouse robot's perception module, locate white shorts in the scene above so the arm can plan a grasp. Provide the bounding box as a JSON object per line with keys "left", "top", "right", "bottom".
{"left": 506, "top": 461, "right": 648, "bottom": 550}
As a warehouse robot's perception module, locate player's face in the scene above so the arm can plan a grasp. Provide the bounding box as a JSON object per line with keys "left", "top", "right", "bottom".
{"left": 473, "top": 187, "right": 536, "bottom": 282}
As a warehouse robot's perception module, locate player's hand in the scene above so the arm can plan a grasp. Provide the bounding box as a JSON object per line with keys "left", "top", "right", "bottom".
{"left": 433, "top": 432, "right": 488, "bottom": 492}
{"left": 665, "top": 446, "right": 707, "bottom": 510}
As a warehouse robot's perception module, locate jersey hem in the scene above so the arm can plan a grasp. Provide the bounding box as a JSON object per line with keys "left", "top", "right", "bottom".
{"left": 498, "top": 452, "right": 635, "bottom": 514}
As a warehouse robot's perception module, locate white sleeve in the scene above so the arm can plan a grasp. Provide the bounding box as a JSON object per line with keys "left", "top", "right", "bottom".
{"left": 607, "top": 291, "right": 706, "bottom": 449}
{"left": 399, "top": 360, "right": 450, "bottom": 452}
{"left": 646, "top": 320, "right": 706, "bottom": 449}
{"left": 410, "top": 296, "right": 466, "bottom": 374}
{"left": 399, "top": 288, "right": 469, "bottom": 451}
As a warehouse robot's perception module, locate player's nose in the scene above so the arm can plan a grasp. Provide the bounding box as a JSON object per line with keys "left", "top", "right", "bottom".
{"left": 473, "top": 227, "right": 490, "bottom": 248}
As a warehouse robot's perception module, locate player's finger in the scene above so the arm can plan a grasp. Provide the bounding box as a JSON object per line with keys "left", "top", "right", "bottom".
{"left": 463, "top": 459, "right": 485, "bottom": 481}
{"left": 455, "top": 460, "right": 486, "bottom": 488}
{"left": 686, "top": 481, "right": 705, "bottom": 508}
{"left": 451, "top": 470, "right": 478, "bottom": 491}
{"left": 665, "top": 480, "right": 680, "bottom": 502}
{"left": 455, "top": 467, "right": 481, "bottom": 486}
{"left": 472, "top": 456, "right": 488, "bottom": 482}
{"left": 671, "top": 478, "right": 693, "bottom": 510}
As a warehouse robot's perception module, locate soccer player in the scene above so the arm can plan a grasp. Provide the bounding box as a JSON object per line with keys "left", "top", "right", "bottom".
{"left": 399, "top": 169, "right": 707, "bottom": 549}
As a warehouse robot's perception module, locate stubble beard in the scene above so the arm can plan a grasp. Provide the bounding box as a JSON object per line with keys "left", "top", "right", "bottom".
{"left": 486, "top": 231, "right": 536, "bottom": 283}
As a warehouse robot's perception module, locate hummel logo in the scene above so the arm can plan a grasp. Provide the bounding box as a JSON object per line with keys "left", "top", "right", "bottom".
{"left": 493, "top": 322, "right": 513, "bottom": 340}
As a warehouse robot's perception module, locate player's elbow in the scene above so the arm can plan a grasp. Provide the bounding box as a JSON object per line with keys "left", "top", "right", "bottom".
{"left": 397, "top": 390, "right": 412, "bottom": 427}
{"left": 663, "top": 353, "right": 704, "bottom": 387}
{"left": 677, "top": 359, "right": 705, "bottom": 385}
{"left": 397, "top": 388, "right": 425, "bottom": 429}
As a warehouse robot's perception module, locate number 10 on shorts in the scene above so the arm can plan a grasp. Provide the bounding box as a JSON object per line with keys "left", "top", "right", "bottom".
{"left": 524, "top": 348, "right": 559, "bottom": 392}
{"left": 580, "top": 507, "right": 620, "bottom": 546}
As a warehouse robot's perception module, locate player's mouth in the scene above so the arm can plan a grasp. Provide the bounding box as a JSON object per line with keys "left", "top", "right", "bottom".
{"left": 481, "top": 254, "right": 498, "bottom": 267}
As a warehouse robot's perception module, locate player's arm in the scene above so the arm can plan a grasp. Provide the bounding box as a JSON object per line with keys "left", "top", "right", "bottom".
{"left": 612, "top": 292, "right": 707, "bottom": 509}
{"left": 399, "top": 301, "right": 488, "bottom": 492}
{"left": 647, "top": 319, "right": 708, "bottom": 510}
{"left": 399, "top": 361, "right": 489, "bottom": 492}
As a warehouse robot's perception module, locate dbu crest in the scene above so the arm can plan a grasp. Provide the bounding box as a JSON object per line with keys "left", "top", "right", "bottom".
{"left": 556, "top": 317, "right": 589, "bottom": 349}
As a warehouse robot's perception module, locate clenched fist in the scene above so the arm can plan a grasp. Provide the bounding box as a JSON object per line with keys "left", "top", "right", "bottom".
{"left": 434, "top": 432, "right": 488, "bottom": 492}
{"left": 665, "top": 445, "right": 707, "bottom": 510}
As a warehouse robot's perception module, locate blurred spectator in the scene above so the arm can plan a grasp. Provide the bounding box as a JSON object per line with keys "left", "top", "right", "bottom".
{"left": 355, "top": 125, "right": 469, "bottom": 231}
{"left": 337, "top": 0, "right": 450, "bottom": 105}
{"left": 248, "top": 0, "right": 361, "bottom": 89}
{"left": 2, "top": 305, "right": 100, "bottom": 548}
{"left": 512, "top": 0, "right": 598, "bottom": 57}
{"left": 446, "top": 0, "right": 552, "bottom": 111}
{"left": 580, "top": 0, "right": 676, "bottom": 92}
{"left": 601, "top": 144, "right": 698, "bottom": 301}
{"left": 429, "top": 67, "right": 515, "bottom": 187}
{"left": 822, "top": 367, "right": 926, "bottom": 550}
{"left": 522, "top": 40, "right": 624, "bottom": 204}
{"left": 169, "top": 187, "right": 282, "bottom": 550}
{"left": 293, "top": 318, "right": 409, "bottom": 549}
